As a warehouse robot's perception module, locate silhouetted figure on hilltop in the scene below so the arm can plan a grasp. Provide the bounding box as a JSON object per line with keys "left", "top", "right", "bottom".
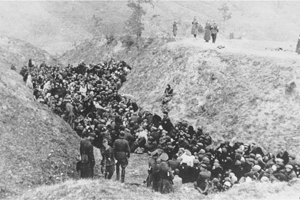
{"left": 210, "top": 21, "right": 219, "bottom": 43}
{"left": 173, "top": 20, "right": 178, "bottom": 37}
{"left": 204, "top": 21, "right": 212, "bottom": 42}
{"left": 191, "top": 17, "right": 199, "bottom": 38}
{"left": 296, "top": 34, "right": 300, "bottom": 54}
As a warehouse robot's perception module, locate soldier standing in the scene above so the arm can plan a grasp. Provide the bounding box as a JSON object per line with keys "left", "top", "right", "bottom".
{"left": 79, "top": 134, "right": 95, "bottom": 179}
{"left": 101, "top": 139, "right": 115, "bottom": 179}
{"left": 113, "top": 131, "right": 131, "bottom": 183}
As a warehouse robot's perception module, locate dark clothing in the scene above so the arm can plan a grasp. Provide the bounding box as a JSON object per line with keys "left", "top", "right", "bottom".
{"left": 276, "top": 151, "right": 289, "bottom": 165}
{"left": 204, "top": 23, "right": 211, "bottom": 42}
{"left": 162, "top": 117, "right": 173, "bottom": 132}
{"left": 296, "top": 38, "right": 300, "bottom": 54}
{"left": 79, "top": 138, "right": 95, "bottom": 178}
{"left": 113, "top": 138, "right": 130, "bottom": 182}
{"left": 173, "top": 22, "right": 178, "bottom": 37}
{"left": 211, "top": 34, "right": 217, "bottom": 43}
{"left": 168, "top": 159, "right": 180, "bottom": 170}
{"left": 157, "top": 161, "right": 174, "bottom": 194}
{"left": 101, "top": 147, "right": 115, "bottom": 167}
{"left": 210, "top": 24, "right": 218, "bottom": 43}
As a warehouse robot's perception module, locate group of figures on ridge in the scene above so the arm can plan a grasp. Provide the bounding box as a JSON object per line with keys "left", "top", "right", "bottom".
{"left": 172, "top": 17, "right": 219, "bottom": 43}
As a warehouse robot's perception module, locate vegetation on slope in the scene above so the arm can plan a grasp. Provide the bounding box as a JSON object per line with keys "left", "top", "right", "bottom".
{"left": 0, "top": 66, "right": 79, "bottom": 198}
{"left": 120, "top": 41, "right": 300, "bottom": 155}
{"left": 0, "top": 35, "right": 53, "bottom": 68}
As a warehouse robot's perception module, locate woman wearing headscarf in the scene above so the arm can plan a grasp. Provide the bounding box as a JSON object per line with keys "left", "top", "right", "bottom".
{"left": 204, "top": 20, "right": 211, "bottom": 42}
{"left": 191, "top": 17, "right": 199, "bottom": 38}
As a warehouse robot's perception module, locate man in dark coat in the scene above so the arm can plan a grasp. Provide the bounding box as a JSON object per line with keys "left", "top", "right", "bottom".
{"left": 210, "top": 21, "right": 219, "bottom": 43}
{"left": 79, "top": 134, "right": 95, "bottom": 179}
{"left": 161, "top": 112, "right": 173, "bottom": 132}
{"left": 156, "top": 153, "right": 174, "bottom": 194}
{"left": 101, "top": 139, "right": 115, "bottom": 179}
{"left": 113, "top": 131, "right": 131, "bottom": 183}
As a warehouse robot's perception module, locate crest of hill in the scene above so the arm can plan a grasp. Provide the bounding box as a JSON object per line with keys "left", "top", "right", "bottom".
{"left": 1, "top": 1, "right": 300, "bottom": 54}
{"left": 0, "top": 35, "right": 53, "bottom": 69}
{"left": 0, "top": 66, "right": 80, "bottom": 198}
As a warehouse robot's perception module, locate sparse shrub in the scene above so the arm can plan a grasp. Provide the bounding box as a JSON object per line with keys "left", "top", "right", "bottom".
{"left": 106, "top": 34, "right": 115, "bottom": 45}
{"left": 143, "top": 37, "right": 155, "bottom": 48}
{"left": 285, "top": 81, "right": 296, "bottom": 94}
{"left": 122, "top": 35, "right": 135, "bottom": 49}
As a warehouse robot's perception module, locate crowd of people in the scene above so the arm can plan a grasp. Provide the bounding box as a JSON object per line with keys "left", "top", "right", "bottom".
{"left": 172, "top": 17, "right": 219, "bottom": 43}
{"left": 19, "top": 58, "right": 300, "bottom": 195}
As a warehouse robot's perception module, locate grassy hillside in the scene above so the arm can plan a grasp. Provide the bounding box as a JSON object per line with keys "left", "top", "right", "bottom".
{"left": 0, "top": 35, "right": 53, "bottom": 69}
{"left": 119, "top": 38, "right": 300, "bottom": 155}
{"left": 1, "top": 1, "right": 300, "bottom": 54}
{"left": 0, "top": 65, "right": 80, "bottom": 198}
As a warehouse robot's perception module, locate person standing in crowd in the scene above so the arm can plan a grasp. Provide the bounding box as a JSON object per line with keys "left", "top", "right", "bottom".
{"left": 173, "top": 20, "right": 178, "bottom": 37}
{"left": 296, "top": 33, "right": 300, "bottom": 54}
{"left": 191, "top": 17, "right": 199, "bottom": 38}
{"left": 113, "top": 131, "right": 131, "bottom": 183}
{"left": 194, "top": 164, "right": 211, "bottom": 195}
{"left": 79, "top": 133, "right": 95, "bottom": 179}
{"left": 211, "top": 21, "right": 219, "bottom": 43}
{"left": 204, "top": 20, "right": 211, "bottom": 42}
{"left": 101, "top": 139, "right": 115, "bottom": 179}
{"left": 156, "top": 153, "right": 174, "bottom": 194}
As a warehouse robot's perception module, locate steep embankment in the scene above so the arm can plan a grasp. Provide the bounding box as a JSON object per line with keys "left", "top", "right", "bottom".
{"left": 120, "top": 39, "right": 300, "bottom": 154}
{"left": 0, "top": 66, "right": 79, "bottom": 198}
{"left": 0, "top": 35, "right": 53, "bottom": 68}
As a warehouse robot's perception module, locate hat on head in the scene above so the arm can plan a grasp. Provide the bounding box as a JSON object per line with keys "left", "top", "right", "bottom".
{"left": 252, "top": 165, "right": 261, "bottom": 172}
{"left": 200, "top": 164, "right": 207, "bottom": 169}
{"left": 224, "top": 177, "right": 230, "bottom": 182}
{"left": 285, "top": 164, "right": 293, "bottom": 170}
{"left": 159, "top": 153, "right": 169, "bottom": 161}
{"left": 235, "top": 160, "right": 242, "bottom": 166}
{"left": 199, "top": 149, "right": 206, "bottom": 154}
{"left": 119, "top": 131, "right": 125, "bottom": 138}
{"left": 224, "top": 181, "right": 231, "bottom": 187}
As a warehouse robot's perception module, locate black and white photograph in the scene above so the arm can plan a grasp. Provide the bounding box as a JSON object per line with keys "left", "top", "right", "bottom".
{"left": 0, "top": 0, "right": 300, "bottom": 199}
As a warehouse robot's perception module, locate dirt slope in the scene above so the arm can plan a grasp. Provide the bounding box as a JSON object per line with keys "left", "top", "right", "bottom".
{"left": 0, "top": 66, "right": 79, "bottom": 198}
